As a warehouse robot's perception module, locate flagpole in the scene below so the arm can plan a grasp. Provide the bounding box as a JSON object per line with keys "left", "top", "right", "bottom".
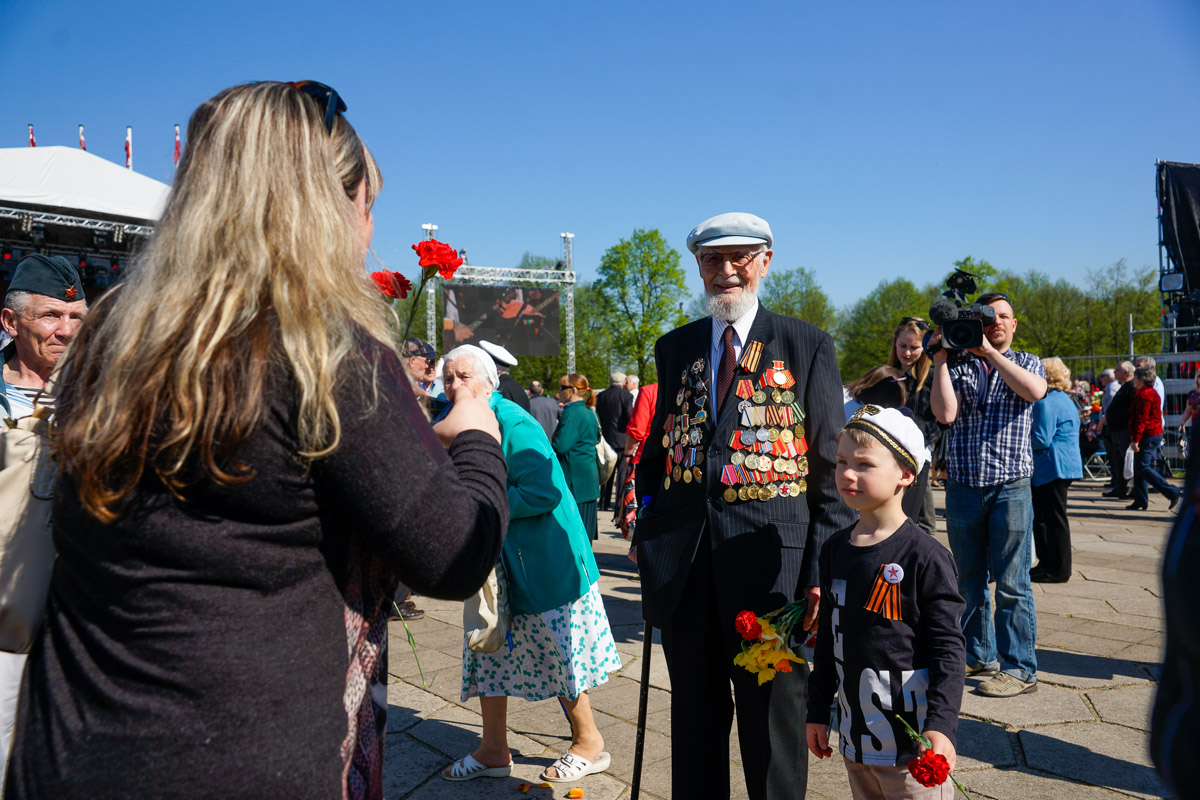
{"left": 125, "top": 126, "right": 132, "bottom": 170}
{"left": 79, "top": 124, "right": 86, "bottom": 151}
{"left": 28, "top": 124, "right": 35, "bottom": 147}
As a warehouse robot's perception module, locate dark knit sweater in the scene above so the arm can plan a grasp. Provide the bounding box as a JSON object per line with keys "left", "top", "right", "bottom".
{"left": 6, "top": 342, "right": 508, "bottom": 798}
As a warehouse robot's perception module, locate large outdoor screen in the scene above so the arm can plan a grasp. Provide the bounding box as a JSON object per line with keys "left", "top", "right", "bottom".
{"left": 442, "top": 285, "right": 561, "bottom": 356}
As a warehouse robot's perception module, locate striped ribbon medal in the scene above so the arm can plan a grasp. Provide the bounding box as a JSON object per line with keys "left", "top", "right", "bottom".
{"left": 863, "top": 563, "right": 904, "bottom": 621}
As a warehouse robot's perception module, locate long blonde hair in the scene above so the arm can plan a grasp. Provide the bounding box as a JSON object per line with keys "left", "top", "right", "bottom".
{"left": 55, "top": 82, "right": 394, "bottom": 522}
{"left": 888, "top": 318, "right": 931, "bottom": 392}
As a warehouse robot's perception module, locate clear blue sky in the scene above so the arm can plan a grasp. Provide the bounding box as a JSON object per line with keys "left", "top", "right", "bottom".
{"left": 4, "top": 0, "right": 1199, "bottom": 309}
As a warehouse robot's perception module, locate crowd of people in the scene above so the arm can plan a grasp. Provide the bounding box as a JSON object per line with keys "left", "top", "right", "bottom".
{"left": 0, "top": 81, "right": 1193, "bottom": 800}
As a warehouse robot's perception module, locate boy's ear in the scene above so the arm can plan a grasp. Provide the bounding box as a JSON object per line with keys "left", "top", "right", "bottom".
{"left": 898, "top": 467, "right": 917, "bottom": 488}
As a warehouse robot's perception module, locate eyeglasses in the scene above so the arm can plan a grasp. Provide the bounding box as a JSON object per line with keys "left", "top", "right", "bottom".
{"left": 559, "top": 383, "right": 571, "bottom": 390}
{"left": 698, "top": 251, "right": 763, "bottom": 270}
{"left": 285, "top": 80, "right": 347, "bottom": 134}
{"left": 899, "top": 317, "right": 930, "bottom": 330}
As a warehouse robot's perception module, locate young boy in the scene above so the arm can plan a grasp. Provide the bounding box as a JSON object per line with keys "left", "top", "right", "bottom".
{"left": 805, "top": 405, "right": 966, "bottom": 800}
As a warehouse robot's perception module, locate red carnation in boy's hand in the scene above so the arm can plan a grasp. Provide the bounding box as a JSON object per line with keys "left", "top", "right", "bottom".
{"left": 907, "top": 751, "right": 950, "bottom": 787}
{"left": 734, "top": 610, "right": 762, "bottom": 641}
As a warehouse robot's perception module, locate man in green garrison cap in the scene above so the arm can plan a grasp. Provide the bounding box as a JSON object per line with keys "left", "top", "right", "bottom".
{"left": 1, "top": 254, "right": 88, "bottom": 419}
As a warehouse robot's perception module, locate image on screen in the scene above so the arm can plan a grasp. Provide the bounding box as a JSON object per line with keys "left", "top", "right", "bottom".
{"left": 443, "top": 285, "right": 561, "bottom": 356}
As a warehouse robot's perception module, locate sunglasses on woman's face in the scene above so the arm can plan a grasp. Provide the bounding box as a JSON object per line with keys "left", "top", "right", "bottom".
{"left": 284, "top": 80, "right": 347, "bottom": 134}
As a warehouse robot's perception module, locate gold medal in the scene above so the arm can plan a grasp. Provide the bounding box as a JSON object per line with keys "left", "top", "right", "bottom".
{"left": 693, "top": 466, "right": 703, "bottom": 482}
{"left": 662, "top": 433, "right": 671, "bottom": 448}
{"left": 747, "top": 485, "right": 760, "bottom": 500}
{"left": 738, "top": 486, "right": 750, "bottom": 502}
{"left": 771, "top": 389, "right": 782, "bottom": 403}
{"left": 767, "top": 427, "right": 780, "bottom": 443}
{"left": 672, "top": 466, "right": 683, "bottom": 482}
{"left": 723, "top": 486, "right": 738, "bottom": 503}
{"left": 779, "top": 428, "right": 794, "bottom": 443}
{"left": 663, "top": 475, "right": 671, "bottom": 490}
{"left": 683, "top": 468, "right": 693, "bottom": 484}
{"left": 794, "top": 423, "right": 806, "bottom": 439}
{"left": 797, "top": 478, "right": 807, "bottom": 493}
{"left": 694, "top": 450, "right": 705, "bottom": 465}
{"left": 752, "top": 390, "right": 767, "bottom": 405}
{"left": 798, "top": 456, "right": 809, "bottom": 472}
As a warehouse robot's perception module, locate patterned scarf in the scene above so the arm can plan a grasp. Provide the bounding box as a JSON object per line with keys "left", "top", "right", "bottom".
{"left": 339, "top": 531, "right": 399, "bottom": 800}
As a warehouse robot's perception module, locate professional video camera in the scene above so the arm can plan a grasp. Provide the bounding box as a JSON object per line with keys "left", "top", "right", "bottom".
{"left": 923, "top": 269, "right": 996, "bottom": 362}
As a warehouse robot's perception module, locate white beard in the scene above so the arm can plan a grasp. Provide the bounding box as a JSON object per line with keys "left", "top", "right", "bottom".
{"left": 706, "top": 287, "right": 758, "bottom": 323}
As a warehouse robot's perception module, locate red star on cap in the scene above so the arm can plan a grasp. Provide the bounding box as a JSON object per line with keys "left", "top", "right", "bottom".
{"left": 64, "top": 286, "right": 78, "bottom": 299}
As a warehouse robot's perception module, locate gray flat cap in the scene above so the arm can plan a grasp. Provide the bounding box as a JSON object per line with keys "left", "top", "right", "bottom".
{"left": 686, "top": 212, "right": 773, "bottom": 254}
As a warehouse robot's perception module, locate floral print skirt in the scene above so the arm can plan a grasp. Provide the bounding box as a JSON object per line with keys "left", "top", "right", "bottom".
{"left": 461, "top": 580, "right": 622, "bottom": 702}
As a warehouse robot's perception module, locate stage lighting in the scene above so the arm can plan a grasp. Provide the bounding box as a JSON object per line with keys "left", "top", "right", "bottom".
{"left": 1, "top": 248, "right": 11, "bottom": 262}
{"left": 1161, "top": 273, "right": 1185, "bottom": 293}
{"left": 113, "top": 225, "right": 126, "bottom": 244}
{"left": 93, "top": 231, "right": 108, "bottom": 249}
{"left": 29, "top": 223, "right": 45, "bottom": 246}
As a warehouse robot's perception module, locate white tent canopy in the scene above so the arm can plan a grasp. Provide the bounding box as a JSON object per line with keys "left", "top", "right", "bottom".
{"left": 0, "top": 146, "right": 169, "bottom": 223}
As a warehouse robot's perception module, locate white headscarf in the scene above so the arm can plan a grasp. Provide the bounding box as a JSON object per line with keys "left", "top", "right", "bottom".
{"left": 443, "top": 344, "right": 500, "bottom": 391}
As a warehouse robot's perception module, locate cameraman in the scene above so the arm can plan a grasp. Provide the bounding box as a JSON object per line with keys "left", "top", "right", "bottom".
{"left": 930, "top": 292, "right": 1047, "bottom": 698}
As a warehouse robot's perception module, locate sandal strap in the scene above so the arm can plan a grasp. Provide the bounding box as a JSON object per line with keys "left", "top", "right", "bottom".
{"left": 550, "top": 752, "right": 591, "bottom": 778}
{"left": 451, "top": 754, "right": 485, "bottom": 777}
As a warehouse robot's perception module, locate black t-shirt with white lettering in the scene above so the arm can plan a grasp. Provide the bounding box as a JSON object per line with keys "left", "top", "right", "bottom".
{"left": 806, "top": 520, "right": 966, "bottom": 766}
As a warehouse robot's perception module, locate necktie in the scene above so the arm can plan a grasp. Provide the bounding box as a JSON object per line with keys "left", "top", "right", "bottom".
{"left": 716, "top": 324, "right": 736, "bottom": 415}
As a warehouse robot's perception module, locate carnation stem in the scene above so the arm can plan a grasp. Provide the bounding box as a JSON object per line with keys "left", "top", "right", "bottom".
{"left": 401, "top": 276, "right": 429, "bottom": 342}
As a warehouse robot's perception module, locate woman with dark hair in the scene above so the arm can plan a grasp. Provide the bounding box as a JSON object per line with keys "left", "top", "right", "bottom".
{"left": 889, "top": 316, "right": 941, "bottom": 532}
{"left": 5, "top": 82, "right": 508, "bottom": 799}
{"left": 553, "top": 373, "right": 602, "bottom": 541}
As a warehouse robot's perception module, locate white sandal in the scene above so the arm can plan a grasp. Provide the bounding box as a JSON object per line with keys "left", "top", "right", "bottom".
{"left": 540, "top": 750, "right": 611, "bottom": 783}
{"left": 442, "top": 753, "right": 513, "bottom": 781}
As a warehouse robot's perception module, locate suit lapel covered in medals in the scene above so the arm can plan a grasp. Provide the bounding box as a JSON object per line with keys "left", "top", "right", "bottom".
{"left": 659, "top": 342, "right": 710, "bottom": 493}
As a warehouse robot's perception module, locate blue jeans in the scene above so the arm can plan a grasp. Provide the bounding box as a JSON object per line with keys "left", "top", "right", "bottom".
{"left": 945, "top": 477, "right": 1038, "bottom": 683}
{"left": 1132, "top": 434, "right": 1180, "bottom": 506}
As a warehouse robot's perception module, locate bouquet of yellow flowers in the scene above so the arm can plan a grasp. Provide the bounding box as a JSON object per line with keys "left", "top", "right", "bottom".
{"left": 732, "top": 602, "right": 810, "bottom": 684}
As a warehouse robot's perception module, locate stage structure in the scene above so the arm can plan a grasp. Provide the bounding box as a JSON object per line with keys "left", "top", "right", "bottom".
{"left": 0, "top": 147, "right": 168, "bottom": 294}
{"left": 429, "top": 262, "right": 577, "bottom": 371}
{"left": 1157, "top": 160, "right": 1200, "bottom": 348}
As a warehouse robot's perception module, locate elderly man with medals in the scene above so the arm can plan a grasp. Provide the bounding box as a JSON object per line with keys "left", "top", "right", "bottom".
{"left": 633, "top": 212, "right": 852, "bottom": 799}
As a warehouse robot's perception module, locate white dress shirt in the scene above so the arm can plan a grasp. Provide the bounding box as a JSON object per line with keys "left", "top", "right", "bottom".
{"left": 708, "top": 299, "right": 760, "bottom": 399}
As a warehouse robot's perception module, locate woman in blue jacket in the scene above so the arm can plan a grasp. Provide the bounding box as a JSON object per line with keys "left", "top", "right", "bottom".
{"left": 438, "top": 346, "right": 622, "bottom": 785}
{"left": 1031, "top": 357, "right": 1085, "bottom": 583}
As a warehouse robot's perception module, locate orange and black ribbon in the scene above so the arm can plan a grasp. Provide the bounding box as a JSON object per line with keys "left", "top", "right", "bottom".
{"left": 863, "top": 564, "right": 902, "bottom": 621}
{"left": 739, "top": 340, "right": 764, "bottom": 373}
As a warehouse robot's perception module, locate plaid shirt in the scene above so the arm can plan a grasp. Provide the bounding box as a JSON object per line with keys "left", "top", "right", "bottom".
{"left": 946, "top": 349, "right": 1046, "bottom": 488}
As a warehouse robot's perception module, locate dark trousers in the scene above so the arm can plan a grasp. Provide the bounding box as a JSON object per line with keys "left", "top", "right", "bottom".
{"left": 660, "top": 529, "right": 808, "bottom": 800}
{"left": 1032, "top": 478, "right": 1073, "bottom": 577}
{"left": 1133, "top": 435, "right": 1181, "bottom": 507}
{"left": 1110, "top": 429, "right": 1131, "bottom": 494}
{"left": 903, "top": 463, "right": 934, "bottom": 534}
{"left": 611, "top": 455, "right": 631, "bottom": 522}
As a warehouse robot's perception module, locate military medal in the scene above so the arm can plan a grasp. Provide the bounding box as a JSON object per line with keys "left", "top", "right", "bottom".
{"left": 752, "top": 389, "right": 767, "bottom": 405}
{"left": 683, "top": 468, "right": 693, "bottom": 484}
{"left": 672, "top": 466, "right": 683, "bottom": 482}
{"left": 723, "top": 487, "right": 738, "bottom": 503}
{"left": 781, "top": 390, "right": 795, "bottom": 404}
{"left": 779, "top": 428, "right": 794, "bottom": 443}
{"left": 738, "top": 340, "right": 764, "bottom": 373}
{"left": 864, "top": 563, "right": 903, "bottom": 621}
{"left": 693, "top": 466, "right": 703, "bottom": 482}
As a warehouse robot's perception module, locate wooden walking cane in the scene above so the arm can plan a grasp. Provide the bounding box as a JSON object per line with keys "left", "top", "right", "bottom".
{"left": 630, "top": 620, "right": 653, "bottom": 800}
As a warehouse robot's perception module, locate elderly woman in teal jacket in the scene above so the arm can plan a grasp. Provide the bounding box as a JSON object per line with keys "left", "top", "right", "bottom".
{"left": 438, "top": 345, "right": 622, "bottom": 786}
{"left": 1031, "top": 357, "right": 1085, "bottom": 583}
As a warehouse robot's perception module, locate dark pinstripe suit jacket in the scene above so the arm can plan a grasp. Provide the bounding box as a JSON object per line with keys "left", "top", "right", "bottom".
{"left": 633, "top": 305, "right": 853, "bottom": 628}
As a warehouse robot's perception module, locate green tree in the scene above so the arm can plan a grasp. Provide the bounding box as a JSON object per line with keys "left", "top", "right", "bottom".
{"left": 996, "top": 270, "right": 1090, "bottom": 357}
{"left": 1085, "top": 259, "right": 1162, "bottom": 357}
{"left": 760, "top": 266, "right": 838, "bottom": 332}
{"left": 594, "top": 229, "right": 689, "bottom": 379}
{"left": 945, "top": 255, "right": 999, "bottom": 294}
{"left": 835, "top": 278, "right": 929, "bottom": 381}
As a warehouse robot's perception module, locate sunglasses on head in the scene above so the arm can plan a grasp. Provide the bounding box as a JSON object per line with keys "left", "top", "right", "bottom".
{"left": 899, "top": 317, "right": 930, "bottom": 330}
{"left": 284, "top": 80, "right": 347, "bottom": 134}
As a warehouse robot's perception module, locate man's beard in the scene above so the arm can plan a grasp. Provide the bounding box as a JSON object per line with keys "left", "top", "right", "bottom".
{"left": 706, "top": 287, "right": 758, "bottom": 323}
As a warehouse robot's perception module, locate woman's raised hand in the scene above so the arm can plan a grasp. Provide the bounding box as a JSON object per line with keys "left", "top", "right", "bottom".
{"left": 433, "top": 392, "right": 501, "bottom": 445}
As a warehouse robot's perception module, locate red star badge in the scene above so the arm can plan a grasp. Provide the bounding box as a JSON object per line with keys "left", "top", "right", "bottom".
{"left": 64, "top": 286, "right": 78, "bottom": 299}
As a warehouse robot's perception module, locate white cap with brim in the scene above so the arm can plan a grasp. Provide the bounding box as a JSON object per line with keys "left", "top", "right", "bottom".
{"left": 844, "top": 405, "right": 928, "bottom": 474}
{"left": 478, "top": 340, "right": 518, "bottom": 368}
{"left": 686, "top": 212, "right": 773, "bottom": 254}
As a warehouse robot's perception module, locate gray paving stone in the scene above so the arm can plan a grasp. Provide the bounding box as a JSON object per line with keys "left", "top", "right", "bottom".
{"left": 1087, "top": 684, "right": 1156, "bottom": 732}
{"left": 958, "top": 766, "right": 1148, "bottom": 800}
{"left": 388, "top": 646, "right": 462, "bottom": 682}
{"left": 589, "top": 713, "right": 671, "bottom": 785}
{"left": 955, "top": 717, "right": 1018, "bottom": 770}
{"left": 387, "top": 677, "right": 451, "bottom": 733}
{"left": 1111, "top": 641, "right": 1165, "bottom": 665}
{"left": 1066, "top": 618, "right": 1160, "bottom": 647}
{"left": 960, "top": 682, "right": 1093, "bottom": 727}
{"left": 1028, "top": 593, "right": 1114, "bottom": 616}
{"left": 586, "top": 675, "right": 671, "bottom": 722}
{"left": 1035, "top": 612, "right": 1087, "bottom": 633}
{"left": 1034, "top": 579, "right": 1155, "bottom": 600}
{"left": 406, "top": 703, "right": 547, "bottom": 760}
{"left": 1034, "top": 648, "right": 1152, "bottom": 689}
{"left": 402, "top": 765, "right": 628, "bottom": 800}
{"left": 382, "top": 735, "right": 450, "bottom": 797}
{"left": 1097, "top": 529, "right": 1171, "bottom": 546}
{"left": 1109, "top": 595, "right": 1166, "bottom": 618}
{"left": 1038, "top": 629, "right": 1136, "bottom": 658}
{"left": 1075, "top": 565, "right": 1164, "bottom": 592}
{"left": 1071, "top": 611, "right": 1164, "bottom": 633}
{"left": 1019, "top": 723, "right": 1169, "bottom": 799}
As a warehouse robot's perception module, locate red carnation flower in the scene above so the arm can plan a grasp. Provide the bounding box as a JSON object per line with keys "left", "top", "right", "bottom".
{"left": 411, "top": 240, "right": 463, "bottom": 281}
{"left": 370, "top": 271, "right": 411, "bottom": 300}
{"left": 907, "top": 751, "right": 950, "bottom": 788}
{"left": 734, "top": 610, "right": 763, "bottom": 641}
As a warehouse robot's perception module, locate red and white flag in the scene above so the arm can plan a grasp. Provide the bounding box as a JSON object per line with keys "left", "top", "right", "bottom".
{"left": 28, "top": 124, "right": 35, "bottom": 147}
{"left": 79, "top": 124, "right": 86, "bottom": 151}
{"left": 173, "top": 124, "right": 180, "bottom": 166}
{"left": 125, "top": 126, "right": 132, "bottom": 170}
